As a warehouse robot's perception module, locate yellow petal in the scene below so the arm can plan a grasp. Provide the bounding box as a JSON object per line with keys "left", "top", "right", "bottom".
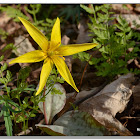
{"left": 49, "top": 41, "right": 60, "bottom": 52}
{"left": 56, "top": 43, "right": 98, "bottom": 56}
{"left": 52, "top": 56, "right": 79, "bottom": 92}
{"left": 18, "top": 17, "right": 49, "bottom": 52}
{"left": 9, "top": 50, "right": 46, "bottom": 64}
{"left": 36, "top": 58, "right": 53, "bottom": 96}
{"left": 50, "top": 17, "right": 61, "bottom": 51}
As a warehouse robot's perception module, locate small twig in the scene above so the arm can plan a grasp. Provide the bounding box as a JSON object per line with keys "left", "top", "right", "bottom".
{"left": 15, "top": 34, "right": 29, "bottom": 48}
{"left": 121, "top": 116, "right": 140, "bottom": 120}
{"left": 22, "top": 5, "right": 34, "bottom": 22}
{"left": 59, "top": 47, "right": 103, "bottom": 115}
{"left": 134, "top": 59, "right": 140, "bottom": 69}
{"left": 123, "top": 119, "right": 128, "bottom": 127}
{"left": 73, "top": 54, "right": 94, "bottom": 98}
{"left": 74, "top": 46, "right": 102, "bottom": 98}
{"left": 43, "top": 85, "right": 48, "bottom": 125}
{"left": 17, "top": 127, "right": 33, "bottom": 136}
{"left": 78, "top": 54, "right": 94, "bottom": 91}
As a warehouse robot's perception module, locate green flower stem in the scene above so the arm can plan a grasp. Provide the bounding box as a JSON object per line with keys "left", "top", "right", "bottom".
{"left": 33, "top": 13, "right": 37, "bottom": 23}
{"left": 23, "top": 119, "right": 26, "bottom": 135}
{"left": 26, "top": 119, "right": 28, "bottom": 130}
{"left": 43, "top": 69, "right": 58, "bottom": 125}
{"left": 17, "top": 93, "right": 22, "bottom": 105}
{"left": 124, "top": 32, "right": 127, "bottom": 64}
{"left": 17, "top": 94, "right": 26, "bottom": 134}
{"left": 93, "top": 7, "right": 96, "bottom": 22}
{"left": 32, "top": 6, "right": 37, "bottom": 23}
{"left": 0, "top": 71, "right": 10, "bottom": 98}
{"left": 43, "top": 85, "right": 48, "bottom": 125}
{"left": 106, "top": 11, "right": 110, "bottom": 40}
{"left": 0, "top": 70, "right": 13, "bottom": 135}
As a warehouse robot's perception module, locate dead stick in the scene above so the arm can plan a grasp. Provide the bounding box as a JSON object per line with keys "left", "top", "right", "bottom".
{"left": 73, "top": 54, "right": 94, "bottom": 98}
{"left": 17, "top": 127, "right": 33, "bottom": 136}
{"left": 74, "top": 46, "right": 102, "bottom": 98}
{"left": 15, "top": 34, "right": 29, "bottom": 48}
{"left": 78, "top": 54, "right": 94, "bottom": 91}
{"left": 121, "top": 116, "right": 140, "bottom": 119}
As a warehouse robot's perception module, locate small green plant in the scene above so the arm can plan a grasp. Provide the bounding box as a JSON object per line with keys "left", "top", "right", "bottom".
{"left": 36, "top": 18, "right": 56, "bottom": 40}
{"left": 24, "top": 4, "right": 56, "bottom": 40}
{"left": 2, "top": 43, "right": 17, "bottom": 53}
{"left": 74, "top": 4, "right": 140, "bottom": 79}
{"left": 0, "top": 55, "right": 14, "bottom": 136}
{"left": 25, "top": 4, "right": 41, "bottom": 23}
{"left": 0, "top": 60, "right": 49, "bottom": 135}
{"left": 59, "top": 5, "right": 81, "bottom": 23}
{"left": 0, "top": 5, "right": 29, "bottom": 22}
{"left": 69, "top": 102, "right": 78, "bottom": 111}
{"left": 0, "top": 4, "right": 56, "bottom": 40}
{"left": 0, "top": 60, "right": 65, "bottom": 135}
{"left": 0, "top": 28, "right": 9, "bottom": 41}
{"left": 0, "top": 56, "right": 40, "bottom": 134}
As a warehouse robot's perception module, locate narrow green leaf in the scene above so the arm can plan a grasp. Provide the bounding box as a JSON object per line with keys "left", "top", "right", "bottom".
{"left": 24, "top": 87, "right": 36, "bottom": 91}
{"left": 38, "top": 83, "right": 66, "bottom": 124}
{"left": 115, "top": 32, "right": 124, "bottom": 37}
{"left": 0, "top": 99, "right": 5, "bottom": 104}
{"left": 1, "top": 63, "right": 8, "bottom": 72}
{"left": 30, "top": 113, "right": 36, "bottom": 118}
{"left": 7, "top": 99, "right": 20, "bottom": 108}
{"left": 101, "top": 8, "right": 108, "bottom": 13}
{"left": 115, "top": 24, "right": 124, "bottom": 31}
{"left": 0, "top": 55, "right": 4, "bottom": 62}
{"left": 117, "top": 16, "right": 124, "bottom": 26}
{"left": 0, "top": 109, "right": 3, "bottom": 117}
{"left": 80, "top": 4, "right": 94, "bottom": 14}
{"left": 95, "top": 5, "right": 102, "bottom": 12}
{"left": 3, "top": 105, "right": 13, "bottom": 136}
{"left": 0, "top": 78, "right": 7, "bottom": 84}
{"left": 124, "top": 26, "right": 131, "bottom": 33}
{"left": 126, "top": 31, "right": 132, "bottom": 40}
{"left": 6, "top": 70, "right": 12, "bottom": 82}
{"left": 6, "top": 104, "right": 21, "bottom": 113}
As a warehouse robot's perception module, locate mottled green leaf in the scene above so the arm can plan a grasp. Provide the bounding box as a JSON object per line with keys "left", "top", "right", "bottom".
{"left": 38, "top": 83, "right": 66, "bottom": 124}
{"left": 36, "top": 111, "right": 109, "bottom": 136}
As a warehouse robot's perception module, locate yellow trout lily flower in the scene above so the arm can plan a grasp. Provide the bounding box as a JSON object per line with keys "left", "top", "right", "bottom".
{"left": 9, "top": 17, "right": 98, "bottom": 95}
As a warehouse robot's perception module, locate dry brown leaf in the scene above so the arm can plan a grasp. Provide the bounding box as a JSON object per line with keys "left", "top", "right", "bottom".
{"left": 134, "top": 59, "right": 140, "bottom": 69}
{"left": 114, "top": 14, "right": 140, "bottom": 29}
{"left": 111, "top": 4, "right": 133, "bottom": 14}
{"left": 134, "top": 4, "right": 140, "bottom": 13}
{"left": 126, "top": 4, "right": 133, "bottom": 11}
{"left": 79, "top": 73, "right": 135, "bottom": 136}
{"left": 0, "top": 12, "right": 11, "bottom": 28}
{"left": 0, "top": 47, "right": 12, "bottom": 61}
{"left": 31, "top": 67, "right": 42, "bottom": 79}
{"left": 76, "top": 19, "right": 92, "bottom": 44}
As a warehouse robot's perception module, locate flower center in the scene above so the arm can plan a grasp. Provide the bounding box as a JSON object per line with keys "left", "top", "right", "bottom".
{"left": 46, "top": 41, "right": 60, "bottom": 58}
{"left": 47, "top": 51, "right": 54, "bottom": 57}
